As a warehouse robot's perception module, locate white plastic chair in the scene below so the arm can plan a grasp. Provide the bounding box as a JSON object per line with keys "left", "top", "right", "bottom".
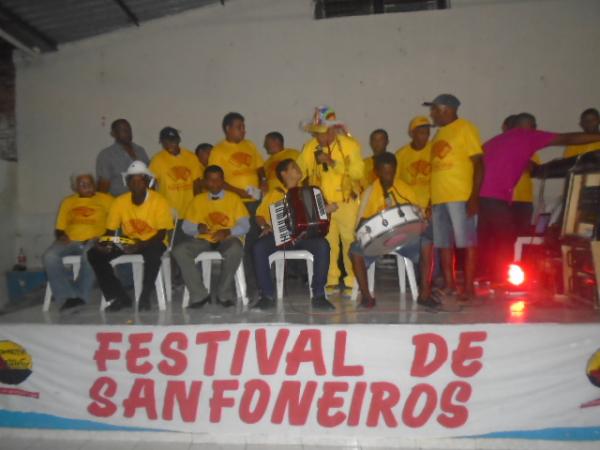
{"left": 160, "top": 216, "right": 179, "bottom": 303}
{"left": 181, "top": 251, "right": 248, "bottom": 308}
{"left": 42, "top": 255, "right": 82, "bottom": 311}
{"left": 268, "top": 250, "right": 314, "bottom": 300}
{"left": 351, "top": 253, "right": 418, "bottom": 301}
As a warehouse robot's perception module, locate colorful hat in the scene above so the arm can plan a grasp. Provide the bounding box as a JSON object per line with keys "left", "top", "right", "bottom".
{"left": 301, "top": 106, "right": 345, "bottom": 133}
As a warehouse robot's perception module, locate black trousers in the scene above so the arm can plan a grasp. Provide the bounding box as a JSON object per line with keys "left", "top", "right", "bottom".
{"left": 478, "top": 197, "right": 515, "bottom": 283}
{"left": 87, "top": 240, "right": 166, "bottom": 304}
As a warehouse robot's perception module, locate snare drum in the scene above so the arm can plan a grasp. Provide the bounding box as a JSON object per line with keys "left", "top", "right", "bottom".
{"left": 356, "top": 204, "right": 426, "bottom": 257}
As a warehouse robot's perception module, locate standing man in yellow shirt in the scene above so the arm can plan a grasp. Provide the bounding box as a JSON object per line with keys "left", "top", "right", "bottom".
{"left": 297, "top": 106, "right": 364, "bottom": 291}
{"left": 263, "top": 131, "right": 300, "bottom": 190}
{"left": 172, "top": 165, "right": 249, "bottom": 309}
{"left": 43, "top": 173, "right": 113, "bottom": 311}
{"left": 424, "top": 94, "right": 484, "bottom": 302}
{"left": 209, "top": 112, "right": 267, "bottom": 296}
{"left": 395, "top": 116, "right": 436, "bottom": 305}
{"left": 149, "top": 127, "right": 202, "bottom": 230}
{"left": 194, "top": 143, "right": 213, "bottom": 192}
{"left": 563, "top": 108, "right": 600, "bottom": 158}
{"left": 361, "top": 129, "right": 389, "bottom": 190}
{"left": 88, "top": 161, "right": 174, "bottom": 312}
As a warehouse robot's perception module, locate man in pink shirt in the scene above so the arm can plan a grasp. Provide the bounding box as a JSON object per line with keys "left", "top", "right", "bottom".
{"left": 479, "top": 112, "right": 600, "bottom": 283}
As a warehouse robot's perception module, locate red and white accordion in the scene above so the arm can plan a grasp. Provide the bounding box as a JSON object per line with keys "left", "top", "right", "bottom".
{"left": 269, "top": 186, "right": 330, "bottom": 247}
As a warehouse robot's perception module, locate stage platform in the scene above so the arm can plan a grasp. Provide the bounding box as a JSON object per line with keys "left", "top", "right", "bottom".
{"left": 1, "top": 268, "right": 600, "bottom": 449}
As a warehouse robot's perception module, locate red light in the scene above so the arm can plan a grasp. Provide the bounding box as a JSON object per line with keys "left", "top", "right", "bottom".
{"left": 508, "top": 263, "right": 525, "bottom": 286}
{"left": 510, "top": 300, "right": 525, "bottom": 313}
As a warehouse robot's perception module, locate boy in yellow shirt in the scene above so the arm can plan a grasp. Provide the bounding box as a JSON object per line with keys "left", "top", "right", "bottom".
{"left": 361, "top": 129, "right": 389, "bottom": 190}
{"left": 88, "top": 161, "right": 173, "bottom": 312}
{"left": 263, "top": 131, "right": 300, "bottom": 190}
{"left": 149, "top": 127, "right": 203, "bottom": 219}
{"left": 251, "top": 159, "right": 335, "bottom": 310}
{"left": 172, "top": 165, "right": 249, "bottom": 308}
{"left": 297, "top": 106, "right": 364, "bottom": 291}
{"left": 424, "top": 94, "right": 484, "bottom": 302}
{"left": 563, "top": 108, "right": 600, "bottom": 158}
{"left": 43, "top": 173, "right": 113, "bottom": 311}
{"left": 350, "top": 153, "right": 430, "bottom": 308}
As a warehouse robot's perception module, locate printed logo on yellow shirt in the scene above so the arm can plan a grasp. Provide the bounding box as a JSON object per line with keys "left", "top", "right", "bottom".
{"left": 168, "top": 166, "right": 192, "bottom": 181}
{"left": 408, "top": 160, "right": 432, "bottom": 181}
{"left": 230, "top": 152, "right": 252, "bottom": 168}
{"left": 128, "top": 219, "right": 153, "bottom": 235}
{"left": 432, "top": 140, "right": 452, "bottom": 159}
{"left": 208, "top": 211, "right": 230, "bottom": 227}
{"left": 71, "top": 206, "right": 95, "bottom": 218}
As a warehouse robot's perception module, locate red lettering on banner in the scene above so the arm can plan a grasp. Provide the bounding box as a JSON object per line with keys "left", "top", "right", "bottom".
{"left": 410, "top": 333, "right": 448, "bottom": 377}
{"left": 437, "top": 381, "right": 472, "bottom": 428}
{"left": 317, "top": 381, "right": 348, "bottom": 427}
{"left": 196, "top": 331, "right": 231, "bottom": 376}
{"left": 347, "top": 382, "right": 367, "bottom": 426}
{"left": 285, "top": 330, "right": 326, "bottom": 375}
{"left": 230, "top": 329, "right": 250, "bottom": 375}
{"left": 256, "top": 328, "right": 289, "bottom": 375}
{"left": 162, "top": 380, "right": 202, "bottom": 422}
{"left": 239, "top": 379, "right": 271, "bottom": 424}
{"left": 367, "top": 382, "right": 400, "bottom": 427}
{"left": 451, "top": 331, "right": 487, "bottom": 378}
{"left": 271, "top": 380, "right": 317, "bottom": 425}
{"left": 126, "top": 333, "right": 153, "bottom": 374}
{"left": 123, "top": 378, "right": 157, "bottom": 420}
{"left": 87, "top": 376, "right": 117, "bottom": 417}
{"left": 210, "top": 380, "right": 238, "bottom": 422}
{"left": 332, "top": 331, "right": 364, "bottom": 377}
{"left": 402, "top": 383, "right": 437, "bottom": 428}
{"left": 94, "top": 332, "right": 122, "bottom": 371}
{"left": 158, "top": 332, "right": 188, "bottom": 376}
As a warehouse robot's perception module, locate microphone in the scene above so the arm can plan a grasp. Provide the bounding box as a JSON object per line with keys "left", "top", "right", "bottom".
{"left": 315, "top": 145, "right": 329, "bottom": 172}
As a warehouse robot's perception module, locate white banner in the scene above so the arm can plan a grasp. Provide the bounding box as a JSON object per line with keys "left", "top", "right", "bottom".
{"left": 1, "top": 323, "right": 600, "bottom": 441}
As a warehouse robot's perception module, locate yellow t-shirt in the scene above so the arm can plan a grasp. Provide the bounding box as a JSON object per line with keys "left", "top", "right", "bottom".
{"left": 360, "top": 156, "right": 377, "bottom": 190}
{"left": 512, "top": 153, "right": 542, "bottom": 203}
{"left": 55, "top": 193, "right": 113, "bottom": 241}
{"left": 360, "top": 178, "right": 419, "bottom": 220}
{"left": 149, "top": 148, "right": 202, "bottom": 217}
{"left": 256, "top": 188, "right": 286, "bottom": 226}
{"left": 430, "top": 118, "right": 483, "bottom": 205}
{"left": 395, "top": 143, "right": 432, "bottom": 209}
{"left": 563, "top": 142, "right": 600, "bottom": 158}
{"left": 184, "top": 191, "right": 249, "bottom": 243}
{"left": 208, "top": 139, "right": 265, "bottom": 201}
{"left": 297, "top": 134, "right": 364, "bottom": 204}
{"left": 264, "top": 149, "right": 300, "bottom": 190}
{"left": 106, "top": 190, "right": 173, "bottom": 242}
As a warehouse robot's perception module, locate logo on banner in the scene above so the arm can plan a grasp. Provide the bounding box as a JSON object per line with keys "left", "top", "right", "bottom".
{"left": 0, "top": 340, "right": 39, "bottom": 399}
{"left": 581, "top": 348, "right": 600, "bottom": 409}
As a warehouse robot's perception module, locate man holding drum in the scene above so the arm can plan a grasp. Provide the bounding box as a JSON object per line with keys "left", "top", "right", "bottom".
{"left": 350, "top": 153, "right": 423, "bottom": 309}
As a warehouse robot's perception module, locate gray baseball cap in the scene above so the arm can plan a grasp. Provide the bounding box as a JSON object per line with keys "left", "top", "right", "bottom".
{"left": 422, "top": 94, "right": 461, "bottom": 109}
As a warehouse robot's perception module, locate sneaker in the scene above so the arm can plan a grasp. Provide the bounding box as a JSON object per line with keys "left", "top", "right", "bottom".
{"left": 217, "top": 298, "right": 235, "bottom": 308}
{"left": 251, "top": 296, "right": 275, "bottom": 310}
{"left": 105, "top": 297, "right": 132, "bottom": 312}
{"left": 60, "top": 298, "right": 85, "bottom": 312}
{"left": 358, "top": 296, "right": 376, "bottom": 309}
{"left": 312, "top": 295, "right": 336, "bottom": 310}
{"left": 188, "top": 295, "right": 211, "bottom": 309}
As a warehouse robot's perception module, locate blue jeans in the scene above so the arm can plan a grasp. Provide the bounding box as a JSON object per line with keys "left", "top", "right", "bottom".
{"left": 43, "top": 240, "right": 96, "bottom": 304}
{"left": 432, "top": 202, "right": 478, "bottom": 248}
{"left": 252, "top": 235, "right": 330, "bottom": 299}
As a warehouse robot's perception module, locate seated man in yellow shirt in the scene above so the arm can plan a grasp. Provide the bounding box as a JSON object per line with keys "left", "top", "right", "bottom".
{"left": 251, "top": 159, "right": 335, "bottom": 310}
{"left": 43, "top": 173, "right": 113, "bottom": 311}
{"left": 350, "top": 153, "right": 429, "bottom": 309}
{"left": 87, "top": 161, "right": 174, "bottom": 312}
{"left": 172, "top": 165, "right": 250, "bottom": 308}
{"left": 263, "top": 131, "right": 300, "bottom": 191}
{"left": 361, "top": 128, "right": 389, "bottom": 190}
{"left": 563, "top": 108, "right": 600, "bottom": 158}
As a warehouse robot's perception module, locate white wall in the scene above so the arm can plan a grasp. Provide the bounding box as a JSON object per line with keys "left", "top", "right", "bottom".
{"left": 11, "top": 0, "right": 600, "bottom": 266}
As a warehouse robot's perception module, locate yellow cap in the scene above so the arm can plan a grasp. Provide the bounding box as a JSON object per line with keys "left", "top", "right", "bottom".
{"left": 409, "top": 116, "right": 431, "bottom": 132}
